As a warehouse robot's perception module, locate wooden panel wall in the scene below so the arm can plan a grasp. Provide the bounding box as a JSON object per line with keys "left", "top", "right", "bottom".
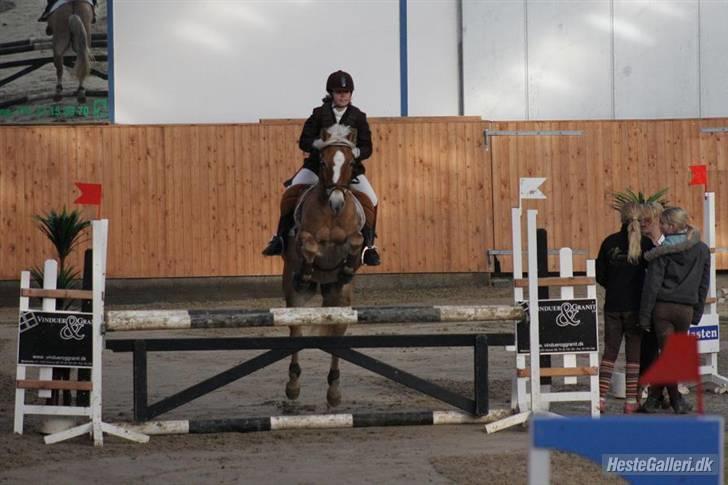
{"left": 2, "top": 118, "right": 727, "bottom": 280}
{"left": 0, "top": 117, "right": 494, "bottom": 279}
{"left": 489, "top": 119, "right": 728, "bottom": 271}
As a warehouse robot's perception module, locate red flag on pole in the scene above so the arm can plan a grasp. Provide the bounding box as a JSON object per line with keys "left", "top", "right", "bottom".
{"left": 74, "top": 182, "right": 102, "bottom": 205}
{"left": 639, "top": 333, "right": 702, "bottom": 414}
{"left": 689, "top": 164, "right": 707, "bottom": 186}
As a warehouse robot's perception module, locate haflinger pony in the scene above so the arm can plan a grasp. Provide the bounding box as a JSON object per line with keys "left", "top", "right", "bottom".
{"left": 282, "top": 124, "right": 366, "bottom": 407}
{"left": 47, "top": 0, "right": 94, "bottom": 103}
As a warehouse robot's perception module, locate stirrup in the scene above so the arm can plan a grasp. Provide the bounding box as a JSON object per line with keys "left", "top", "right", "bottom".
{"left": 362, "top": 246, "right": 381, "bottom": 266}
{"left": 262, "top": 235, "right": 284, "bottom": 256}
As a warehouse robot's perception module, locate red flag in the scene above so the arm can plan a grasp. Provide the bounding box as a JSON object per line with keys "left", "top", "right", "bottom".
{"left": 640, "top": 333, "right": 702, "bottom": 414}
{"left": 74, "top": 182, "right": 102, "bottom": 205}
{"left": 689, "top": 165, "right": 707, "bottom": 186}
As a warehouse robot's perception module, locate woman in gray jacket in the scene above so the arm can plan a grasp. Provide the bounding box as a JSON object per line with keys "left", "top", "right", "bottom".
{"left": 639, "top": 207, "right": 710, "bottom": 414}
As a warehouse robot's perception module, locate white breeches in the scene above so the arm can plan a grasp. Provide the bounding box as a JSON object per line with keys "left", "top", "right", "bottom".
{"left": 290, "top": 168, "right": 378, "bottom": 206}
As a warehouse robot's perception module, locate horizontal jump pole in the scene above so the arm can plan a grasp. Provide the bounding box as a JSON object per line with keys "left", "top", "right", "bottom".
{"left": 105, "top": 305, "right": 524, "bottom": 331}
{"left": 513, "top": 276, "right": 595, "bottom": 288}
{"left": 116, "top": 409, "right": 512, "bottom": 436}
{"left": 105, "top": 334, "right": 516, "bottom": 352}
{"left": 0, "top": 34, "right": 107, "bottom": 56}
{"left": 0, "top": 90, "right": 108, "bottom": 110}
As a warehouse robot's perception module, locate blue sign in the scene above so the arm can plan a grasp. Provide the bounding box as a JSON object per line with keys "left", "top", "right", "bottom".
{"left": 532, "top": 416, "right": 723, "bottom": 484}
{"left": 689, "top": 325, "right": 719, "bottom": 341}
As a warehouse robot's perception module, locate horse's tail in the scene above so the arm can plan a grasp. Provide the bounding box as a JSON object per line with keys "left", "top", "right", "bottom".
{"left": 69, "top": 14, "right": 91, "bottom": 81}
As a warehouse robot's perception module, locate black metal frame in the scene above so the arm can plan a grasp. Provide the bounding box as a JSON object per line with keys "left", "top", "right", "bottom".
{"left": 106, "top": 333, "right": 514, "bottom": 422}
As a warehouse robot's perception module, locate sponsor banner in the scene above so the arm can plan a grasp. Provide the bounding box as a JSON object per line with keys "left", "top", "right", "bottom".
{"left": 690, "top": 322, "right": 720, "bottom": 354}
{"left": 517, "top": 298, "right": 598, "bottom": 355}
{"left": 18, "top": 310, "right": 93, "bottom": 367}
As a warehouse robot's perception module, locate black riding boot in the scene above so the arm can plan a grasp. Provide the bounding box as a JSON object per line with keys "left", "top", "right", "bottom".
{"left": 262, "top": 213, "right": 294, "bottom": 256}
{"left": 361, "top": 226, "right": 381, "bottom": 266}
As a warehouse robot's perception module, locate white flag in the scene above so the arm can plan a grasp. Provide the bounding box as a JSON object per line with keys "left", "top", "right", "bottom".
{"left": 520, "top": 177, "right": 546, "bottom": 199}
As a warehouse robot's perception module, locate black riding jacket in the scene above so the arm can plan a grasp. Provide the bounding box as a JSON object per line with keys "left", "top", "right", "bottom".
{"left": 595, "top": 224, "right": 654, "bottom": 312}
{"left": 299, "top": 102, "right": 372, "bottom": 177}
{"left": 639, "top": 228, "right": 711, "bottom": 329}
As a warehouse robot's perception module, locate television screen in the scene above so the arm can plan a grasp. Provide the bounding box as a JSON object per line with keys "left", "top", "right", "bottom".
{"left": 0, "top": 0, "right": 110, "bottom": 124}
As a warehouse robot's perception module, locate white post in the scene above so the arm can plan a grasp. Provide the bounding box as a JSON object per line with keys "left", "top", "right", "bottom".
{"left": 38, "top": 260, "right": 58, "bottom": 398}
{"left": 14, "top": 271, "right": 31, "bottom": 434}
{"left": 528, "top": 448, "right": 551, "bottom": 485}
{"left": 512, "top": 208, "right": 524, "bottom": 302}
{"left": 704, "top": 193, "right": 717, "bottom": 321}
{"left": 91, "top": 219, "right": 107, "bottom": 446}
{"left": 527, "top": 210, "right": 542, "bottom": 413}
{"left": 699, "top": 192, "right": 728, "bottom": 386}
{"left": 512, "top": 207, "right": 529, "bottom": 412}
{"left": 587, "top": 260, "right": 601, "bottom": 416}
{"left": 559, "top": 248, "right": 577, "bottom": 385}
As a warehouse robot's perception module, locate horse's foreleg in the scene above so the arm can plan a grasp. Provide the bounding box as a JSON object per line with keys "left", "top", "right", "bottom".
{"left": 294, "top": 231, "right": 318, "bottom": 290}
{"left": 285, "top": 325, "right": 302, "bottom": 400}
{"left": 323, "top": 323, "right": 347, "bottom": 407}
{"left": 53, "top": 55, "right": 64, "bottom": 102}
{"left": 340, "top": 232, "right": 364, "bottom": 284}
{"left": 75, "top": 85, "right": 86, "bottom": 104}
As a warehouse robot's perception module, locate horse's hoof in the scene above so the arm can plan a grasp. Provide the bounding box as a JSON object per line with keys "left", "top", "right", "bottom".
{"left": 293, "top": 274, "right": 307, "bottom": 292}
{"left": 338, "top": 270, "right": 354, "bottom": 285}
{"left": 327, "top": 386, "right": 341, "bottom": 407}
{"left": 53, "top": 93, "right": 63, "bottom": 102}
{"left": 285, "top": 382, "right": 300, "bottom": 400}
{"left": 293, "top": 272, "right": 316, "bottom": 293}
{"left": 77, "top": 95, "right": 87, "bottom": 104}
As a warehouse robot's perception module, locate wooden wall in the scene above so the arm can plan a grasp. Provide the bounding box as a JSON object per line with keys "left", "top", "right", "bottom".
{"left": 0, "top": 117, "right": 493, "bottom": 279}
{"left": 488, "top": 119, "right": 728, "bottom": 271}
{"left": 1, "top": 117, "right": 727, "bottom": 280}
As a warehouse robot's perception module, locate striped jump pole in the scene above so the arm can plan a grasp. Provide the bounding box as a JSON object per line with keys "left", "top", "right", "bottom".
{"left": 117, "top": 409, "right": 512, "bottom": 436}
{"left": 105, "top": 305, "right": 524, "bottom": 331}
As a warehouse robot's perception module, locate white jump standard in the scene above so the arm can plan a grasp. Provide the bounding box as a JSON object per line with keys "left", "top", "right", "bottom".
{"left": 14, "top": 220, "right": 148, "bottom": 445}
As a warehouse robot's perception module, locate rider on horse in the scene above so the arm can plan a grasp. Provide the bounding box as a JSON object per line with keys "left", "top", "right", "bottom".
{"left": 263, "top": 70, "right": 381, "bottom": 266}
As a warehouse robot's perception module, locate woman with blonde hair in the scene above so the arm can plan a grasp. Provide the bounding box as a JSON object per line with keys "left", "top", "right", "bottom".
{"left": 637, "top": 200, "right": 669, "bottom": 406}
{"left": 639, "top": 207, "right": 710, "bottom": 414}
{"left": 596, "top": 202, "right": 653, "bottom": 413}
{"left": 639, "top": 201, "right": 664, "bottom": 246}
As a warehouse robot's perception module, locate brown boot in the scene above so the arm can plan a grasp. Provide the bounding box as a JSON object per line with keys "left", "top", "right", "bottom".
{"left": 262, "top": 213, "right": 294, "bottom": 256}
{"left": 262, "top": 184, "right": 310, "bottom": 256}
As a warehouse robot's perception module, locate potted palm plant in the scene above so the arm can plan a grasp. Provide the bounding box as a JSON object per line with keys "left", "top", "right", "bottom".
{"left": 31, "top": 207, "right": 90, "bottom": 309}
{"left": 30, "top": 207, "right": 90, "bottom": 411}
{"left": 611, "top": 187, "right": 669, "bottom": 212}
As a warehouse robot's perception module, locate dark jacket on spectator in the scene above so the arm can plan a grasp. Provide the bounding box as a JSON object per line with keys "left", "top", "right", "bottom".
{"left": 639, "top": 228, "right": 711, "bottom": 329}
{"left": 596, "top": 224, "right": 654, "bottom": 312}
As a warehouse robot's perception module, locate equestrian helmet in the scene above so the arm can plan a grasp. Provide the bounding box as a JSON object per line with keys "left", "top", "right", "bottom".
{"left": 326, "top": 70, "right": 354, "bottom": 93}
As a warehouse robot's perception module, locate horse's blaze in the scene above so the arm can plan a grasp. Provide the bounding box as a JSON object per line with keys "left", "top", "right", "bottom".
{"left": 332, "top": 150, "right": 345, "bottom": 184}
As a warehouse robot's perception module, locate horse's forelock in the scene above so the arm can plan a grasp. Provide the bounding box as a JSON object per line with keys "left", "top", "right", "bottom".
{"left": 326, "top": 124, "right": 352, "bottom": 140}
{"left": 316, "top": 125, "right": 356, "bottom": 150}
